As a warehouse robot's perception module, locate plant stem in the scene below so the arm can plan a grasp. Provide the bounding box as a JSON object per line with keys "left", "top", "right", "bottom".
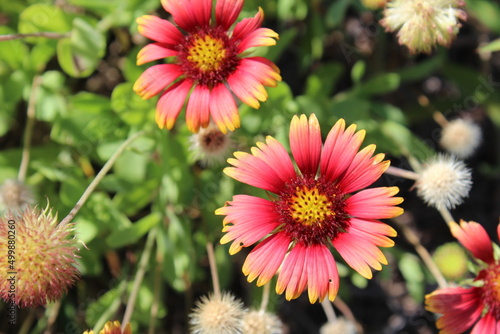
{"left": 93, "top": 280, "right": 128, "bottom": 332}
{"left": 149, "top": 238, "right": 164, "bottom": 334}
{"left": 320, "top": 299, "right": 336, "bottom": 323}
{"left": 18, "top": 75, "right": 42, "bottom": 183}
{"left": 206, "top": 242, "right": 221, "bottom": 299}
{"left": 259, "top": 282, "right": 271, "bottom": 312}
{"left": 60, "top": 131, "right": 145, "bottom": 226}
{"left": 122, "top": 227, "right": 158, "bottom": 331}
{"left": 18, "top": 308, "right": 36, "bottom": 334}
{"left": 395, "top": 218, "right": 448, "bottom": 289}
{"left": 438, "top": 207, "right": 455, "bottom": 225}
{"left": 384, "top": 166, "right": 420, "bottom": 181}
{"left": 0, "top": 32, "right": 71, "bottom": 41}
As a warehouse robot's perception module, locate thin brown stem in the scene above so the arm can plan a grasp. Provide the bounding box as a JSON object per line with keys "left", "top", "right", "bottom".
{"left": 321, "top": 299, "right": 336, "bottom": 323}
{"left": 206, "top": 242, "right": 221, "bottom": 299}
{"left": 0, "top": 32, "right": 71, "bottom": 41}
{"left": 18, "top": 75, "right": 42, "bottom": 183}
{"left": 384, "top": 166, "right": 420, "bottom": 181}
{"left": 438, "top": 207, "right": 455, "bottom": 226}
{"left": 60, "top": 131, "right": 145, "bottom": 226}
{"left": 395, "top": 219, "right": 448, "bottom": 289}
{"left": 122, "top": 227, "right": 158, "bottom": 331}
{"left": 333, "top": 297, "right": 364, "bottom": 334}
{"left": 149, "top": 237, "right": 164, "bottom": 334}
{"left": 259, "top": 282, "right": 271, "bottom": 312}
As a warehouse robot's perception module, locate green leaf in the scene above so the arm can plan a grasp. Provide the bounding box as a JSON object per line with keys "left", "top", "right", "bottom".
{"left": 479, "top": 38, "right": 500, "bottom": 53}
{"left": 111, "top": 82, "right": 155, "bottom": 126}
{"left": 351, "top": 60, "right": 366, "bottom": 84}
{"left": 398, "top": 52, "right": 444, "bottom": 82}
{"left": 380, "top": 120, "right": 435, "bottom": 160}
{"left": 57, "top": 18, "right": 106, "bottom": 78}
{"left": 467, "top": 1, "right": 500, "bottom": 34}
{"left": 305, "top": 61, "right": 344, "bottom": 98}
{"left": 106, "top": 213, "right": 160, "bottom": 248}
{"left": 0, "top": 27, "right": 28, "bottom": 70}
{"left": 399, "top": 253, "right": 425, "bottom": 302}
{"left": 18, "top": 4, "right": 72, "bottom": 43}
{"left": 350, "top": 73, "right": 401, "bottom": 97}
{"left": 326, "top": 0, "right": 351, "bottom": 28}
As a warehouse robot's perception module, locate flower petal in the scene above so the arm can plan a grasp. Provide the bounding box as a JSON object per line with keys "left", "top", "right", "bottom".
{"left": 347, "top": 218, "right": 397, "bottom": 248}
{"left": 216, "top": 195, "right": 281, "bottom": 255}
{"left": 320, "top": 119, "right": 366, "bottom": 184}
{"left": 306, "top": 244, "right": 339, "bottom": 303}
{"left": 137, "top": 43, "right": 178, "bottom": 66}
{"left": 224, "top": 136, "right": 295, "bottom": 194}
{"left": 216, "top": 0, "right": 244, "bottom": 30}
{"left": 238, "top": 27, "right": 279, "bottom": 53}
{"left": 209, "top": 84, "right": 240, "bottom": 133}
{"left": 237, "top": 57, "right": 281, "bottom": 87}
{"left": 133, "top": 64, "right": 184, "bottom": 99}
{"left": 450, "top": 220, "right": 494, "bottom": 264}
{"left": 337, "top": 145, "right": 389, "bottom": 194}
{"left": 471, "top": 312, "right": 497, "bottom": 334}
{"left": 227, "top": 67, "right": 268, "bottom": 109}
{"left": 232, "top": 7, "right": 264, "bottom": 41}
{"left": 289, "top": 114, "right": 322, "bottom": 176}
{"left": 425, "top": 287, "right": 483, "bottom": 334}
{"left": 276, "top": 242, "right": 309, "bottom": 301}
{"left": 332, "top": 219, "right": 394, "bottom": 279}
{"left": 136, "top": 15, "right": 184, "bottom": 45}
{"left": 161, "top": 0, "right": 212, "bottom": 31}
{"left": 242, "top": 233, "right": 290, "bottom": 286}
{"left": 186, "top": 85, "right": 210, "bottom": 133}
{"left": 346, "top": 187, "right": 404, "bottom": 219}
{"left": 155, "top": 79, "right": 192, "bottom": 129}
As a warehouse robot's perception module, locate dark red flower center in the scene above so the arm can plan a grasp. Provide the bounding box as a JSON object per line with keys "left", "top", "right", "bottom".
{"left": 178, "top": 27, "right": 240, "bottom": 88}
{"left": 481, "top": 262, "right": 500, "bottom": 319}
{"left": 275, "top": 176, "right": 350, "bottom": 245}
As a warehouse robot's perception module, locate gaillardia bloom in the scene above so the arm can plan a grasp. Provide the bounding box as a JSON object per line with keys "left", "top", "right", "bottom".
{"left": 425, "top": 220, "right": 500, "bottom": 334}
{"left": 133, "top": 0, "right": 281, "bottom": 133}
{"left": 216, "top": 114, "right": 403, "bottom": 303}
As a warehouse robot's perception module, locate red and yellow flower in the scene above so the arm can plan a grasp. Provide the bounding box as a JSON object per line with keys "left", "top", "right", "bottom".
{"left": 216, "top": 114, "right": 403, "bottom": 303}
{"left": 425, "top": 220, "right": 500, "bottom": 334}
{"left": 134, "top": 0, "right": 281, "bottom": 133}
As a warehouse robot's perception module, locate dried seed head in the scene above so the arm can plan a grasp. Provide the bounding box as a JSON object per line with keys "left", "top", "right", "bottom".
{"left": 190, "top": 123, "right": 232, "bottom": 167}
{"left": 440, "top": 118, "right": 482, "bottom": 159}
{"left": 0, "top": 206, "right": 80, "bottom": 307}
{"left": 189, "top": 292, "right": 245, "bottom": 334}
{"left": 416, "top": 155, "right": 472, "bottom": 210}
{"left": 241, "top": 309, "right": 283, "bottom": 334}
{"left": 380, "top": 0, "right": 467, "bottom": 54}
{"left": 320, "top": 317, "right": 358, "bottom": 334}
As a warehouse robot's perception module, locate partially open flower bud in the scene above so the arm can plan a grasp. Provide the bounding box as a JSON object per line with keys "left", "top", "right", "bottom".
{"left": 416, "top": 155, "right": 472, "bottom": 210}
{"left": 380, "top": 0, "right": 467, "bottom": 54}
{"left": 432, "top": 242, "right": 468, "bottom": 280}
{"left": 189, "top": 292, "right": 245, "bottom": 334}
{"left": 0, "top": 206, "right": 79, "bottom": 307}
{"left": 83, "top": 321, "right": 132, "bottom": 334}
{"left": 361, "top": 0, "right": 387, "bottom": 10}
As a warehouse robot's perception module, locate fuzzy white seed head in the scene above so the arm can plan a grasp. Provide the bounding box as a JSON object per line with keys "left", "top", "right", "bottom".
{"left": 416, "top": 155, "right": 472, "bottom": 210}
{"left": 190, "top": 123, "right": 232, "bottom": 167}
{"left": 320, "top": 317, "right": 358, "bottom": 334}
{"left": 0, "top": 179, "right": 35, "bottom": 214}
{"left": 189, "top": 292, "right": 245, "bottom": 334}
{"left": 440, "top": 118, "right": 482, "bottom": 159}
{"left": 380, "top": 0, "right": 467, "bottom": 54}
{"left": 241, "top": 310, "right": 283, "bottom": 334}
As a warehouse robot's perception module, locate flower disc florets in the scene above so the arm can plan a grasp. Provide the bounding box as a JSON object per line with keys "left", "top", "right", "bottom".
{"left": 0, "top": 206, "right": 79, "bottom": 307}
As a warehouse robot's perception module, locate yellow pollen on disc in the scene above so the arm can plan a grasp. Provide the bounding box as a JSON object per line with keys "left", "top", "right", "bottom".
{"left": 290, "top": 186, "right": 333, "bottom": 226}
{"left": 187, "top": 35, "right": 227, "bottom": 72}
